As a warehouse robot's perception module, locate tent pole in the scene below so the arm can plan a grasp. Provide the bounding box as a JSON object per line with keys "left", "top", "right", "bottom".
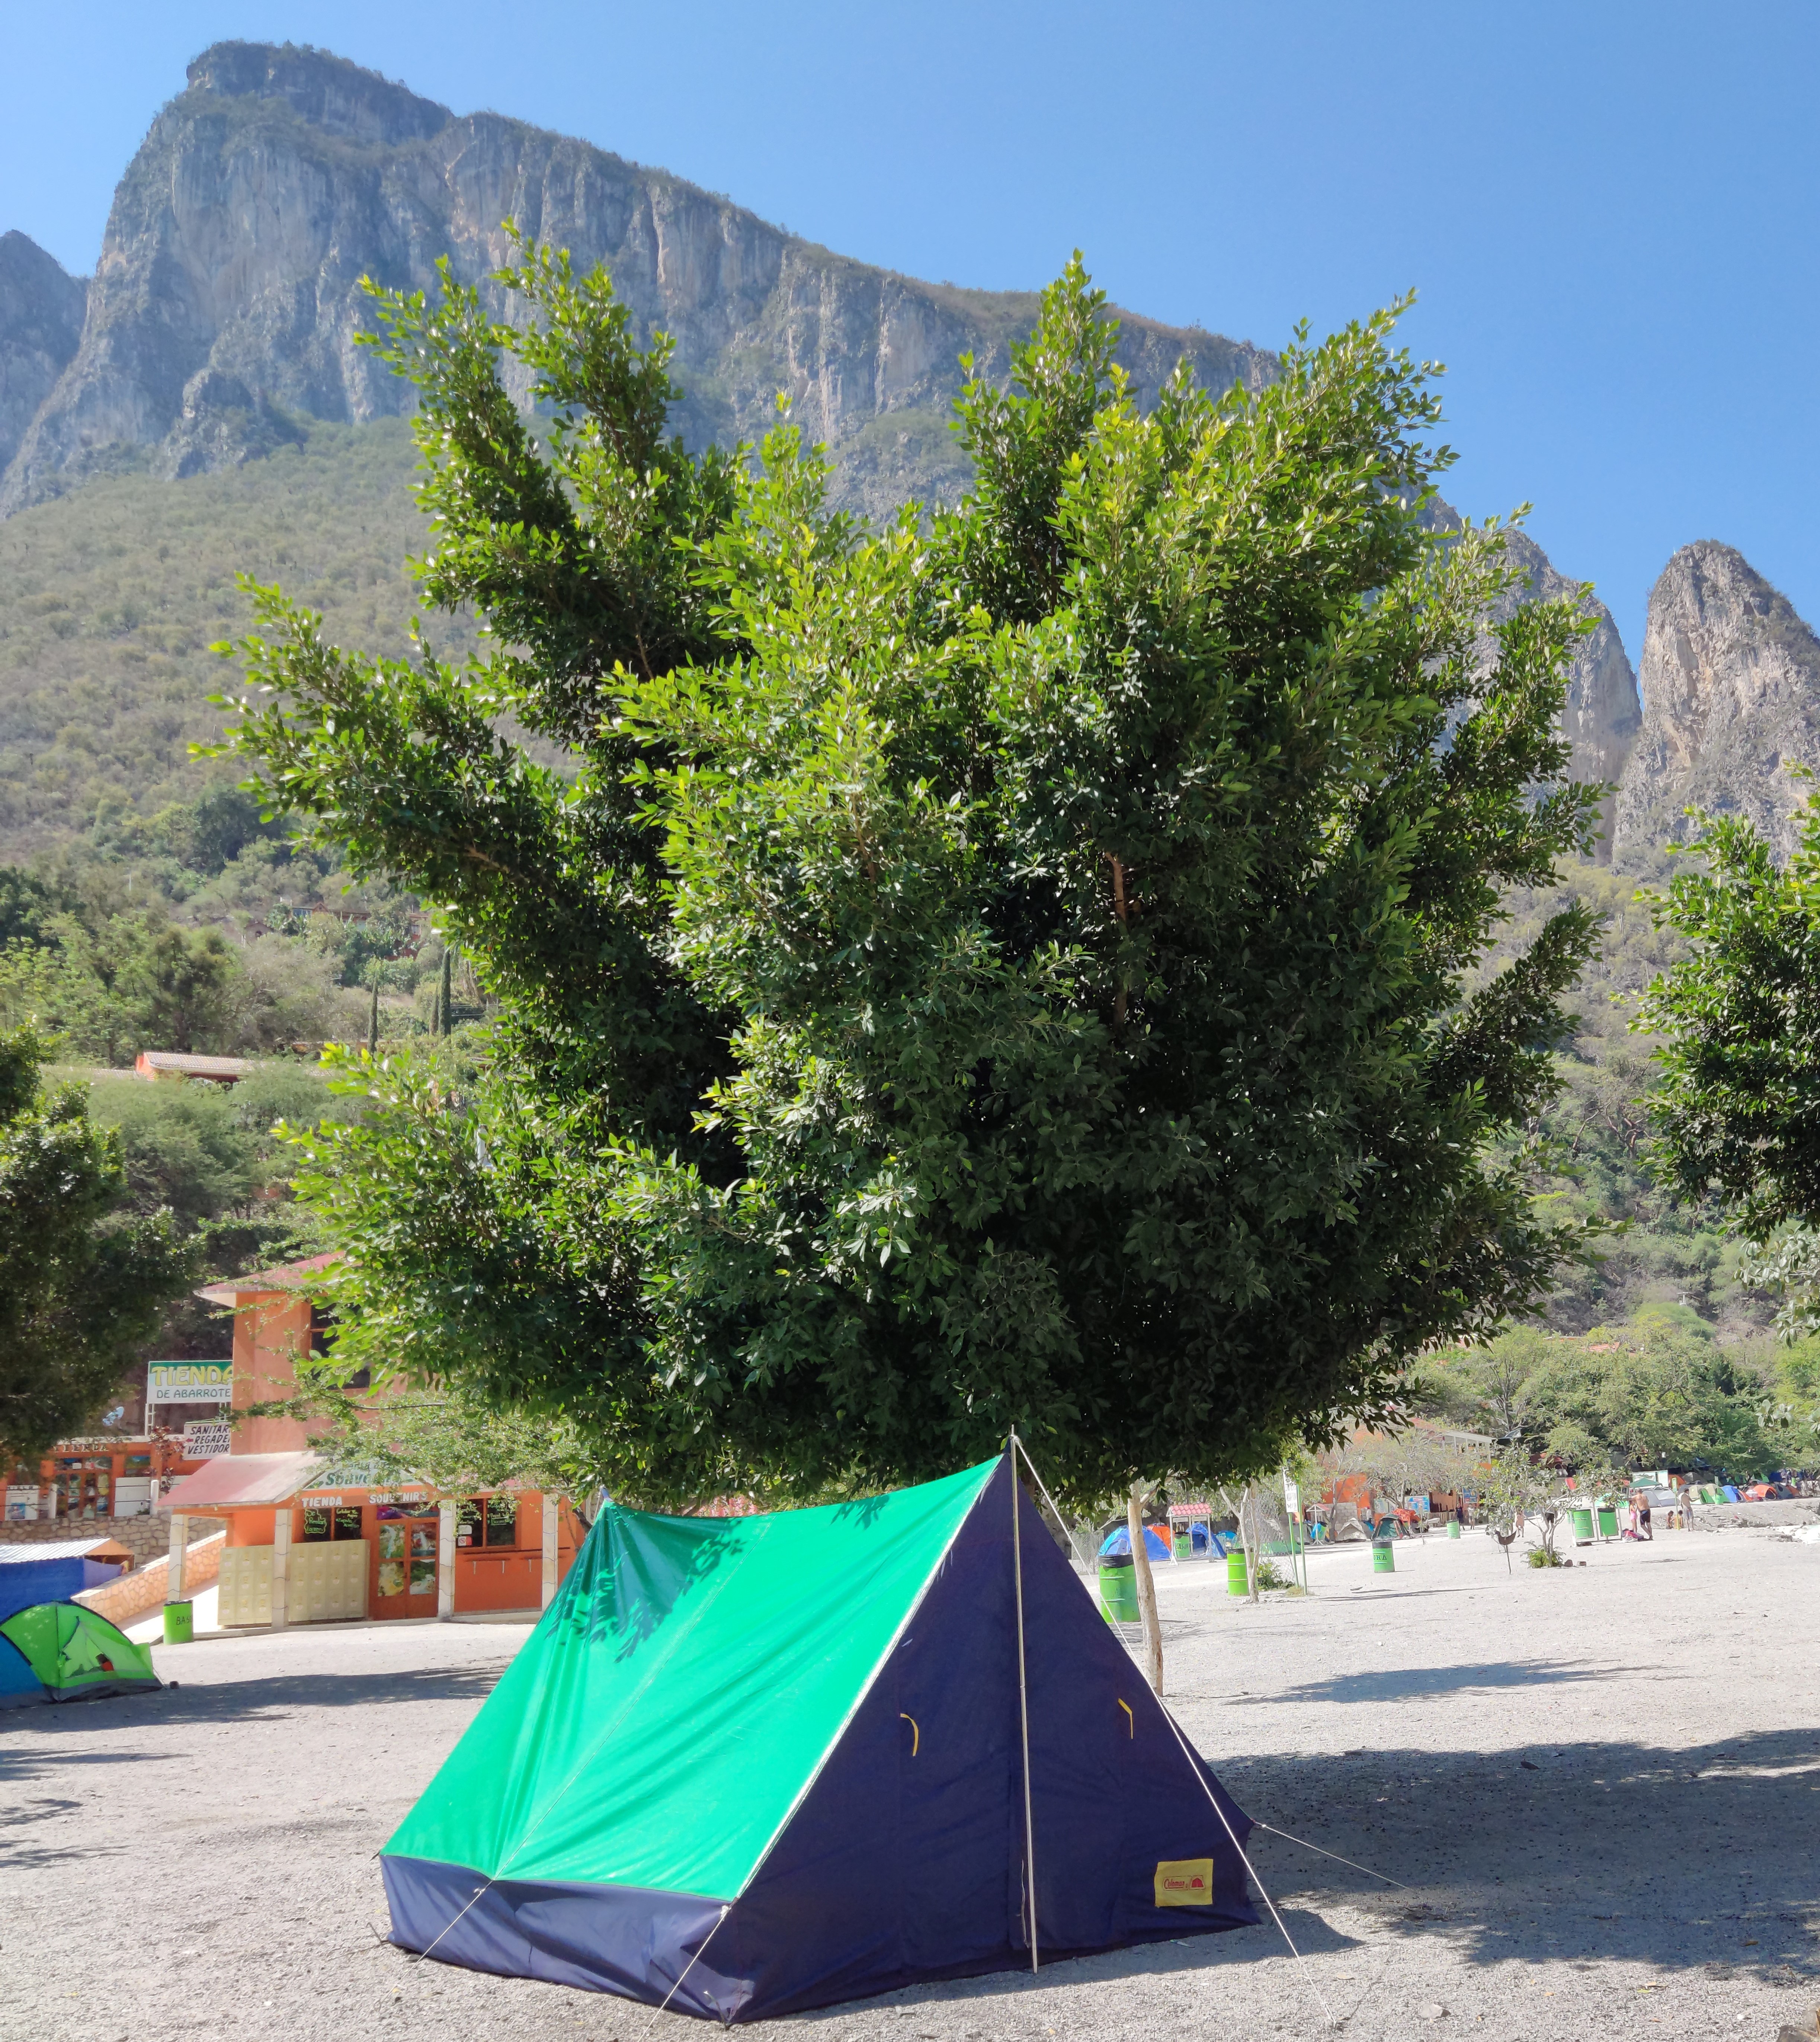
{"left": 1009, "top": 1433, "right": 1039, "bottom": 1973}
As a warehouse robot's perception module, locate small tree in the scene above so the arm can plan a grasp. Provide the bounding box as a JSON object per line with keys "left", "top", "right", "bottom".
{"left": 1477, "top": 1446, "right": 1571, "bottom": 1569}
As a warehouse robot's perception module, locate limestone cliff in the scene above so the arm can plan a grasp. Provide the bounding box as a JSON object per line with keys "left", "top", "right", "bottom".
{"left": 1613, "top": 542, "right": 1820, "bottom": 865}
{"left": 0, "top": 39, "right": 1645, "bottom": 814}
{"left": 0, "top": 233, "right": 87, "bottom": 479}
{"left": 0, "top": 41, "right": 1268, "bottom": 520}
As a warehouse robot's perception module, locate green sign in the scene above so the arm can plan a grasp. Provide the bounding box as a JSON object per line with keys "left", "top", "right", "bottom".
{"left": 147, "top": 1360, "right": 232, "bottom": 1405}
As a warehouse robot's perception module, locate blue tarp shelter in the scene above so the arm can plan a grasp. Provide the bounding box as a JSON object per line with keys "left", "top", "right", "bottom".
{"left": 0, "top": 1540, "right": 132, "bottom": 1623}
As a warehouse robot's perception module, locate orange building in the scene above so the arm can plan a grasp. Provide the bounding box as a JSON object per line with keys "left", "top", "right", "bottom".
{"left": 161, "top": 1257, "right": 584, "bottom": 1627}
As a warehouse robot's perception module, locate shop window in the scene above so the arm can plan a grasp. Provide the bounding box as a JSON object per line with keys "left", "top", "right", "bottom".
{"left": 455, "top": 1495, "right": 520, "bottom": 1548}
{"left": 301, "top": 1504, "right": 368, "bottom": 1542}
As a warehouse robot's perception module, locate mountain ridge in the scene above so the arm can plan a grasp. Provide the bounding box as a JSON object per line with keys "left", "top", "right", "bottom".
{"left": 0, "top": 38, "right": 1650, "bottom": 849}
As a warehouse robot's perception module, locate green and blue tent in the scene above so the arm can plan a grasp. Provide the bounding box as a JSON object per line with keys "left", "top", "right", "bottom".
{"left": 383, "top": 1454, "right": 1255, "bottom": 2020}
{"left": 0, "top": 1601, "right": 160, "bottom": 1703}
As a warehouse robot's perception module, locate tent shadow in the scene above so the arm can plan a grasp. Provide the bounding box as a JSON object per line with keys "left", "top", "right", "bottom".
{"left": 798, "top": 1908, "right": 1363, "bottom": 2019}
{"left": 1216, "top": 1726, "right": 1820, "bottom": 1981}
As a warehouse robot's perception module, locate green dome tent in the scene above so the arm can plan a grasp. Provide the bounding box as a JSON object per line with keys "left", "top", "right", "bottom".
{"left": 383, "top": 1454, "right": 1256, "bottom": 2020}
{"left": 0, "top": 1602, "right": 161, "bottom": 1703}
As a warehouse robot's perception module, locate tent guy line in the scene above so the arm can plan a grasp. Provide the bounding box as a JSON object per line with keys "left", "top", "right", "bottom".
{"left": 1252, "top": 1822, "right": 1411, "bottom": 1891}
{"left": 1154, "top": 1699, "right": 1340, "bottom": 2036}
{"left": 641, "top": 1905, "right": 733, "bottom": 2039}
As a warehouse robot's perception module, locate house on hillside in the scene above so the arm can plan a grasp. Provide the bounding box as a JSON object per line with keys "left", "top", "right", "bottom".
{"left": 133, "top": 1051, "right": 250, "bottom": 1086}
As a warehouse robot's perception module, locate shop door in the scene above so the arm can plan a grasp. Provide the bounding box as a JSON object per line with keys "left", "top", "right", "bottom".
{"left": 374, "top": 1513, "right": 440, "bottom": 1618}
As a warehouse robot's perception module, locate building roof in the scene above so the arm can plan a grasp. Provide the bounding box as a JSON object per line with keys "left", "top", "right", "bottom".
{"left": 135, "top": 1052, "right": 252, "bottom": 1080}
{"left": 162, "top": 1451, "right": 324, "bottom": 1511}
{"left": 0, "top": 1537, "right": 134, "bottom": 1564}
{"left": 196, "top": 1251, "right": 339, "bottom": 1306}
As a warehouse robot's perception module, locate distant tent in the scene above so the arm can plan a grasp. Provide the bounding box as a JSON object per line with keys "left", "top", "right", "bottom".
{"left": 0, "top": 1632, "right": 47, "bottom": 1709}
{"left": 384, "top": 1455, "right": 1255, "bottom": 2020}
{"left": 0, "top": 1602, "right": 160, "bottom": 1703}
{"left": 1098, "top": 1523, "right": 1172, "bottom": 1561}
{"left": 0, "top": 1539, "right": 132, "bottom": 1622}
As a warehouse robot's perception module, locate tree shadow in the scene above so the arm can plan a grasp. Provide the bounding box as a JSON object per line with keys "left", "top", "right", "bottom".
{"left": 1249, "top": 1658, "right": 1628, "bottom": 1705}
{"left": 0, "top": 1662, "right": 504, "bottom": 1754}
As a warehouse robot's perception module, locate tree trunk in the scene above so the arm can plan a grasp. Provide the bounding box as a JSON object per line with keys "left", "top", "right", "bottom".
{"left": 1128, "top": 1485, "right": 1163, "bottom": 1697}
{"left": 438, "top": 947, "right": 453, "bottom": 1037}
{"left": 367, "top": 980, "right": 380, "bottom": 1054}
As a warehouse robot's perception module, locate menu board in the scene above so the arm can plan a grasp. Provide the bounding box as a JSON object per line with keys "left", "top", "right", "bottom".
{"left": 485, "top": 1495, "right": 518, "bottom": 1546}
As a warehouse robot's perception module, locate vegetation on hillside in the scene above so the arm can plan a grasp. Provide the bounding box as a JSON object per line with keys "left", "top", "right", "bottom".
{"left": 0, "top": 419, "right": 473, "bottom": 857}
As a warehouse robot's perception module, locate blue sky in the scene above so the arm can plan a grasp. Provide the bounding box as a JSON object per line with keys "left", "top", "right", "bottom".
{"left": 4, "top": 2, "right": 1816, "bottom": 667}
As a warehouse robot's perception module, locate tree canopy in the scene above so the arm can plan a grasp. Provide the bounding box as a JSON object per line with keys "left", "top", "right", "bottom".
{"left": 0, "top": 1027, "right": 194, "bottom": 1463}
{"left": 215, "top": 238, "right": 1603, "bottom": 1503}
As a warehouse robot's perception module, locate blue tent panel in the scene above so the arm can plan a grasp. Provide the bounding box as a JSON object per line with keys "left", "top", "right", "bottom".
{"left": 1097, "top": 1524, "right": 1171, "bottom": 1561}
{"left": 0, "top": 1632, "right": 47, "bottom": 1709}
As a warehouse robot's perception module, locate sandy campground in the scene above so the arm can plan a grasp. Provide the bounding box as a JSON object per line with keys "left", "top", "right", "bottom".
{"left": 4, "top": 1510, "right": 1818, "bottom": 2042}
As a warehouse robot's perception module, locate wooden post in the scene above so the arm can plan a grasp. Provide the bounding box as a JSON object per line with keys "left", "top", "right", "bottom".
{"left": 541, "top": 1495, "right": 559, "bottom": 1610}
{"left": 166, "top": 1512, "right": 189, "bottom": 1603}
{"left": 1127, "top": 1484, "right": 1163, "bottom": 1697}
{"left": 438, "top": 1500, "right": 456, "bottom": 1620}
{"left": 270, "top": 1507, "right": 291, "bottom": 1630}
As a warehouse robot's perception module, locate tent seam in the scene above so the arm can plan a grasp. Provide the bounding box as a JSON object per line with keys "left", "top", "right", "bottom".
{"left": 729, "top": 1456, "right": 1002, "bottom": 1902}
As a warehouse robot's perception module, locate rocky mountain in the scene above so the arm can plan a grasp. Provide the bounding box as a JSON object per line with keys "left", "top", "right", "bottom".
{"left": 1613, "top": 542, "right": 1820, "bottom": 865}
{"left": 0, "top": 232, "right": 87, "bottom": 478}
{"left": 0, "top": 41, "right": 1269, "bottom": 524}
{"left": 1490, "top": 530, "right": 1639, "bottom": 857}
{"left": 0, "top": 38, "right": 1645, "bottom": 845}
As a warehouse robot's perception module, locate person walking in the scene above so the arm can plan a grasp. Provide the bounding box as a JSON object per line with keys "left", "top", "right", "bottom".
{"left": 1679, "top": 1482, "right": 1696, "bottom": 1532}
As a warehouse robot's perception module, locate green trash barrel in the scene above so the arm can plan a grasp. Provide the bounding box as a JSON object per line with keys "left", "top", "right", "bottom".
{"left": 163, "top": 1600, "right": 193, "bottom": 1645}
{"left": 1571, "top": 1506, "right": 1595, "bottom": 1544}
{"left": 1448, "top": 1519, "right": 1461, "bottom": 1539}
{"left": 1174, "top": 1531, "right": 1193, "bottom": 1561}
{"left": 1372, "top": 1542, "right": 1396, "bottom": 1574}
{"left": 1226, "top": 1550, "right": 1249, "bottom": 1596}
{"left": 1098, "top": 1556, "right": 1138, "bottom": 1625}
{"left": 1596, "top": 1506, "right": 1618, "bottom": 1539}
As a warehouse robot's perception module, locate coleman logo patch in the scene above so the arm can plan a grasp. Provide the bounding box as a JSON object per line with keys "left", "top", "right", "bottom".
{"left": 1154, "top": 1857, "right": 1214, "bottom": 1906}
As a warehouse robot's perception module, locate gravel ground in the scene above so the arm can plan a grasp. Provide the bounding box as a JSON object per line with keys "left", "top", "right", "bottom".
{"left": 4, "top": 1521, "right": 1817, "bottom": 2042}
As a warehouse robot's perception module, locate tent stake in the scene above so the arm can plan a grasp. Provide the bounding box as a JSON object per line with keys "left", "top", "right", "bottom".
{"left": 1009, "top": 1432, "right": 1039, "bottom": 1974}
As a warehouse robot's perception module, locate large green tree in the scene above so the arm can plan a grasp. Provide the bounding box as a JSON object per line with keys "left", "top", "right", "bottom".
{"left": 0, "top": 1028, "right": 194, "bottom": 1464}
{"left": 216, "top": 239, "right": 1602, "bottom": 1502}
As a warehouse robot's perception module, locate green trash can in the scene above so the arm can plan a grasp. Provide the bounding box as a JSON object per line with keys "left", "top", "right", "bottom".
{"left": 1596, "top": 1506, "right": 1618, "bottom": 1539}
{"left": 1174, "top": 1530, "right": 1193, "bottom": 1561}
{"left": 1098, "top": 1556, "right": 1138, "bottom": 1624}
{"left": 1571, "top": 1506, "right": 1594, "bottom": 1544}
{"left": 163, "top": 1600, "right": 193, "bottom": 1645}
{"left": 1448, "top": 1519, "right": 1461, "bottom": 1539}
{"left": 1226, "top": 1550, "right": 1249, "bottom": 1596}
{"left": 1372, "top": 1542, "right": 1396, "bottom": 1574}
